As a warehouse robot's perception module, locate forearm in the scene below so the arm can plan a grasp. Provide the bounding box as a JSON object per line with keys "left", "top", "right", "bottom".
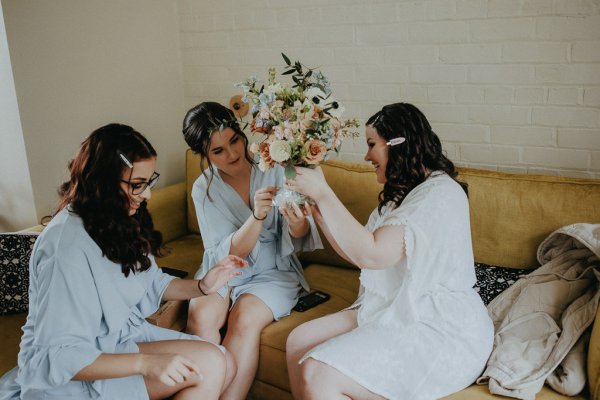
{"left": 230, "top": 216, "right": 263, "bottom": 258}
{"left": 162, "top": 278, "right": 204, "bottom": 300}
{"left": 316, "top": 188, "right": 385, "bottom": 269}
{"left": 74, "top": 353, "right": 143, "bottom": 381}
{"left": 316, "top": 216, "right": 352, "bottom": 263}
{"left": 288, "top": 218, "right": 309, "bottom": 238}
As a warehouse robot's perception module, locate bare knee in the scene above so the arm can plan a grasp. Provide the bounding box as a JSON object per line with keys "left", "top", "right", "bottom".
{"left": 188, "top": 342, "right": 227, "bottom": 382}
{"left": 298, "top": 358, "right": 323, "bottom": 393}
{"left": 227, "top": 307, "right": 271, "bottom": 338}
{"left": 187, "top": 299, "right": 225, "bottom": 338}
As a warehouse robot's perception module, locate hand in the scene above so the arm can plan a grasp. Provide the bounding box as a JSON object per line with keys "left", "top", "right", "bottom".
{"left": 253, "top": 186, "right": 279, "bottom": 220}
{"left": 200, "top": 255, "right": 247, "bottom": 294}
{"left": 286, "top": 166, "right": 330, "bottom": 202}
{"left": 279, "top": 201, "right": 308, "bottom": 228}
{"left": 139, "top": 353, "right": 200, "bottom": 386}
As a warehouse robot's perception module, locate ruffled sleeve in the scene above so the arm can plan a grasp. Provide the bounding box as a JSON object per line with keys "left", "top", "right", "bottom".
{"left": 17, "top": 239, "right": 103, "bottom": 390}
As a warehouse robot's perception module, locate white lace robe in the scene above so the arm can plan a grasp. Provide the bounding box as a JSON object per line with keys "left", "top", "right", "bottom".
{"left": 302, "top": 172, "right": 494, "bottom": 400}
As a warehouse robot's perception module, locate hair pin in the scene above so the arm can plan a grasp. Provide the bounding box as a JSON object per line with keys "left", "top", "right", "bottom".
{"left": 118, "top": 151, "right": 133, "bottom": 168}
{"left": 387, "top": 137, "right": 406, "bottom": 146}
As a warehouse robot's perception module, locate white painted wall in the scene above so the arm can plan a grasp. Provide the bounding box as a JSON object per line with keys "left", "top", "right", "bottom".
{"left": 0, "top": 1, "right": 36, "bottom": 232}
{"left": 3, "top": 0, "right": 186, "bottom": 220}
{"left": 177, "top": 0, "right": 600, "bottom": 178}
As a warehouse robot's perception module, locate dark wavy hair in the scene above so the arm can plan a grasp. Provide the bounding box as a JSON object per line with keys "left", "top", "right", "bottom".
{"left": 57, "top": 123, "right": 163, "bottom": 277}
{"left": 366, "top": 103, "right": 467, "bottom": 214}
{"left": 182, "top": 101, "right": 254, "bottom": 200}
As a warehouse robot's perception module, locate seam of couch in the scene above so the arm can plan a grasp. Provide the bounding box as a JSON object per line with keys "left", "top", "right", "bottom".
{"left": 459, "top": 167, "right": 600, "bottom": 185}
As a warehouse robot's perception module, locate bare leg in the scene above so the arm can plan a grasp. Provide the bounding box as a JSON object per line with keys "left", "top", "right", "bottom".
{"left": 220, "top": 294, "right": 274, "bottom": 400}
{"left": 139, "top": 340, "right": 230, "bottom": 400}
{"left": 300, "top": 358, "right": 386, "bottom": 400}
{"left": 186, "top": 292, "right": 229, "bottom": 344}
{"left": 286, "top": 309, "right": 359, "bottom": 399}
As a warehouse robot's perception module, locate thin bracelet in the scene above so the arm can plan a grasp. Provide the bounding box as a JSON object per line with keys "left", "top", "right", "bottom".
{"left": 197, "top": 279, "right": 208, "bottom": 296}
{"left": 252, "top": 209, "right": 267, "bottom": 221}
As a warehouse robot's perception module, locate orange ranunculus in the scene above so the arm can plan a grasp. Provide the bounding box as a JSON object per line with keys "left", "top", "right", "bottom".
{"left": 303, "top": 140, "right": 327, "bottom": 165}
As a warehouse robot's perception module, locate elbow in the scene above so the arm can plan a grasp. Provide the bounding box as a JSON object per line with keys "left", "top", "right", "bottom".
{"left": 354, "top": 255, "right": 383, "bottom": 270}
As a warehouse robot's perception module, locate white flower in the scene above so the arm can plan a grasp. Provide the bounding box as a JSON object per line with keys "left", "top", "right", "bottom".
{"left": 305, "top": 86, "right": 327, "bottom": 105}
{"left": 269, "top": 140, "right": 291, "bottom": 163}
{"left": 325, "top": 97, "right": 345, "bottom": 119}
{"left": 249, "top": 142, "right": 260, "bottom": 154}
{"left": 258, "top": 158, "right": 272, "bottom": 172}
{"left": 263, "top": 83, "right": 282, "bottom": 97}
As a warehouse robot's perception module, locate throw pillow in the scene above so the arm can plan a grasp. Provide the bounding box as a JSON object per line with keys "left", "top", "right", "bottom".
{"left": 474, "top": 262, "right": 530, "bottom": 306}
{"left": 0, "top": 233, "right": 38, "bottom": 315}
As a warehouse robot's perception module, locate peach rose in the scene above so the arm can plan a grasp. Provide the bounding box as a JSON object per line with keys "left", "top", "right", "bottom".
{"left": 258, "top": 142, "right": 276, "bottom": 171}
{"left": 303, "top": 140, "right": 327, "bottom": 165}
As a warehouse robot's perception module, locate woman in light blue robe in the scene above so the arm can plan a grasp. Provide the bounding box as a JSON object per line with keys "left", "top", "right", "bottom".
{"left": 182, "top": 102, "right": 322, "bottom": 400}
{"left": 0, "top": 124, "right": 245, "bottom": 400}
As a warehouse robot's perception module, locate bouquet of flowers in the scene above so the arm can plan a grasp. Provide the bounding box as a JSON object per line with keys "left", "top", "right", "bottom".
{"left": 236, "top": 53, "right": 360, "bottom": 206}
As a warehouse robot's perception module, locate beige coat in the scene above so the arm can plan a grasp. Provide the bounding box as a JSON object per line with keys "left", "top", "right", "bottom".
{"left": 478, "top": 223, "right": 600, "bottom": 400}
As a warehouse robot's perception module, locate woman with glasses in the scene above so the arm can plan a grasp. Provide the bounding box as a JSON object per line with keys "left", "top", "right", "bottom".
{"left": 0, "top": 123, "right": 246, "bottom": 400}
{"left": 285, "top": 103, "right": 494, "bottom": 400}
{"left": 181, "top": 102, "right": 322, "bottom": 400}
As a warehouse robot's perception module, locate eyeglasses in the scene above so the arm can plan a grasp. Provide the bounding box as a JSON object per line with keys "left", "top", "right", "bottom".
{"left": 121, "top": 172, "right": 160, "bottom": 195}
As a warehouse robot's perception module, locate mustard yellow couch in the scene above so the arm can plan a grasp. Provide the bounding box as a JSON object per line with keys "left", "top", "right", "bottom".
{"left": 1, "top": 149, "right": 599, "bottom": 400}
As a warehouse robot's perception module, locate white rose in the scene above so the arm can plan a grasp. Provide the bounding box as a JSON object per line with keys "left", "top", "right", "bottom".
{"left": 269, "top": 140, "right": 291, "bottom": 163}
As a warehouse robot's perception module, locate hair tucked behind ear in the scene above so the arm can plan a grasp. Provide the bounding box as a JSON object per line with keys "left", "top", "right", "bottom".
{"left": 57, "top": 123, "right": 163, "bottom": 277}
{"left": 182, "top": 101, "right": 254, "bottom": 200}
{"left": 366, "top": 103, "right": 467, "bottom": 214}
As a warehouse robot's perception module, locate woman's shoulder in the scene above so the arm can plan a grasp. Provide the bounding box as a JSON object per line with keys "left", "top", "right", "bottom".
{"left": 38, "top": 209, "right": 93, "bottom": 253}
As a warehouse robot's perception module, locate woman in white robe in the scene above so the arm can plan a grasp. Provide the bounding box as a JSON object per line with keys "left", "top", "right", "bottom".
{"left": 286, "top": 103, "right": 494, "bottom": 400}
{"left": 182, "top": 102, "right": 321, "bottom": 400}
{"left": 0, "top": 124, "right": 245, "bottom": 400}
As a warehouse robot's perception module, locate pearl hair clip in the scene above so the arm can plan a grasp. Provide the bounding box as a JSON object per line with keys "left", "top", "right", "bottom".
{"left": 386, "top": 137, "right": 406, "bottom": 146}
{"left": 118, "top": 151, "right": 133, "bottom": 168}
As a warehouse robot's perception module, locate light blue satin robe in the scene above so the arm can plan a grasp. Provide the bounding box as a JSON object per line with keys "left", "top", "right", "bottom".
{"left": 192, "top": 163, "right": 322, "bottom": 318}
{"left": 0, "top": 208, "right": 197, "bottom": 400}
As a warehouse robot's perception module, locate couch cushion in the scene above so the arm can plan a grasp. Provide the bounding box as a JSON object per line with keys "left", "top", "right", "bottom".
{"left": 0, "top": 233, "right": 38, "bottom": 315}
{"left": 0, "top": 313, "right": 26, "bottom": 375}
{"left": 459, "top": 168, "right": 600, "bottom": 269}
{"left": 156, "top": 234, "right": 204, "bottom": 278}
{"left": 256, "top": 263, "right": 360, "bottom": 393}
{"left": 474, "top": 262, "right": 528, "bottom": 305}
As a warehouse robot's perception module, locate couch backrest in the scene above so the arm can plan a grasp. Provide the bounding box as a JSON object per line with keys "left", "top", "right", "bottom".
{"left": 459, "top": 167, "right": 600, "bottom": 268}
{"left": 185, "top": 149, "right": 600, "bottom": 270}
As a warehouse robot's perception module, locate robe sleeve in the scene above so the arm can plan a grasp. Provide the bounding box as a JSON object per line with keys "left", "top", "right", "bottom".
{"left": 192, "top": 182, "right": 260, "bottom": 279}
{"left": 137, "top": 257, "right": 177, "bottom": 317}
{"left": 17, "top": 239, "right": 103, "bottom": 390}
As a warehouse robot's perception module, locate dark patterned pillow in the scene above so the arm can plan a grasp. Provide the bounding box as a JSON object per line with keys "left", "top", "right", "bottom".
{"left": 474, "top": 262, "right": 530, "bottom": 306}
{"left": 0, "top": 233, "right": 38, "bottom": 315}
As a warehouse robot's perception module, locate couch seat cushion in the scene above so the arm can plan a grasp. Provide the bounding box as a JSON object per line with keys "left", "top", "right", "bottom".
{"left": 256, "top": 263, "right": 360, "bottom": 392}
{"left": 156, "top": 234, "right": 204, "bottom": 277}
{"left": 442, "top": 383, "right": 586, "bottom": 399}
{"left": 0, "top": 313, "right": 26, "bottom": 375}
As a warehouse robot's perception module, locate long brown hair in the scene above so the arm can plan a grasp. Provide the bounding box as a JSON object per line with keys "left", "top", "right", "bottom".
{"left": 57, "top": 123, "right": 163, "bottom": 277}
{"left": 366, "top": 103, "right": 467, "bottom": 214}
{"left": 182, "top": 102, "right": 254, "bottom": 200}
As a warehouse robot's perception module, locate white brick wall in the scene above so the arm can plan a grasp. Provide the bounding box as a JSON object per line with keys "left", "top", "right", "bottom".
{"left": 177, "top": 0, "right": 600, "bottom": 178}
